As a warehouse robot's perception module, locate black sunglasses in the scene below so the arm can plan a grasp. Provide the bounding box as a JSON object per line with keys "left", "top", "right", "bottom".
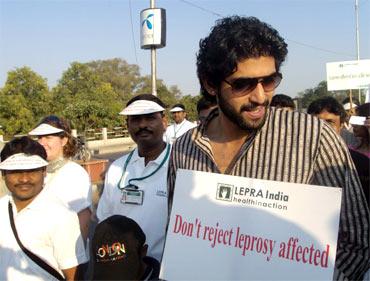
{"left": 223, "top": 72, "right": 282, "bottom": 96}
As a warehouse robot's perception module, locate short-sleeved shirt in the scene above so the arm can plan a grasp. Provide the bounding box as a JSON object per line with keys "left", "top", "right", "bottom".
{"left": 0, "top": 191, "right": 88, "bottom": 281}
{"left": 97, "top": 145, "right": 170, "bottom": 261}
{"left": 168, "top": 107, "right": 370, "bottom": 280}
{"left": 164, "top": 119, "right": 197, "bottom": 144}
{"left": 44, "top": 160, "right": 92, "bottom": 212}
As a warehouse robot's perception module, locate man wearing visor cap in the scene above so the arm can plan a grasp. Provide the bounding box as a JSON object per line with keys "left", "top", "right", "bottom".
{"left": 0, "top": 136, "right": 87, "bottom": 281}
{"left": 97, "top": 94, "right": 170, "bottom": 262}
{"left": 164, "top": 103, "right": 197, "bottom": 144}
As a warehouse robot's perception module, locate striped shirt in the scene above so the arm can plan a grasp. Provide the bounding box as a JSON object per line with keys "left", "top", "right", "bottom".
{"left": 168, "top": 107, "right": 369, "bottom": 280}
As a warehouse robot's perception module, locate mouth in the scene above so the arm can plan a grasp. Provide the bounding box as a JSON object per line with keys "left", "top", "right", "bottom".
{"left": 135, "top": 130, "right": 153, "bottom": 137}
{"left": 16, "top": 184, "right": 34, "bottom": 191}
{"left": 242, "top": 106, "right": 266, "bottom": 120}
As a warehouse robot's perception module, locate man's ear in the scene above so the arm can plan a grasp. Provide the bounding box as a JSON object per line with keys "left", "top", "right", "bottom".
{"left": 126, "top": 117, "right": 130, "bottom": 130}
{"left": 141, "top": 244, "right": 148, "bottom": 258}
{"left": 202, "top": 80, "right": 217, "bottom": 97}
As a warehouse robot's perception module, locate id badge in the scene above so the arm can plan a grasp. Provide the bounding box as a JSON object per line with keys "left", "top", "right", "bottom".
{"left": 121, "top": 189, "right": 144, "bottom": 205}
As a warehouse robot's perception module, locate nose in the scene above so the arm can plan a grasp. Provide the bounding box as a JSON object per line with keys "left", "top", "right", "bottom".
{"left": 18, "top": 172, "right": 31, "bottom": 183}
{"left": 137, "top": 118, "right": 149, "bottom": 129}
{"left": 249, "top": 82, "right": 266, "bottom": 104}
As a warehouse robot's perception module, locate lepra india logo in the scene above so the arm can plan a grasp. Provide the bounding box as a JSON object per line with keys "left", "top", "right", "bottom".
{"left": 216, "top": 183, "right": 234, "bottom": 202}
{"left": 142, "top": 14, "right": 154, "bottom": 30}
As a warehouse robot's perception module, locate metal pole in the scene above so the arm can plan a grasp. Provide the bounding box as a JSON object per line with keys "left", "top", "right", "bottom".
{"left": 355, "top": 0, "right": 361, "bottom": 103}
{"left": 150, "top": 0, "right": 157, "bottom": 96}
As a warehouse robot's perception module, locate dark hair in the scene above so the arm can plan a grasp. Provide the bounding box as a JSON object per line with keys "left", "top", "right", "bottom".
{"left": 356, "top": 102, "right": 370, "bottom": 117}
{"left": 270, "top": 94, "right": 295, "bottom": 109}
{"left": 1, "top": 136, "right": 47, "bottom": 161}
{"left": 37, "top": 115, "right": 77, "bottom": 158}
{"left": 171, "top": 103, "right": 185, "bottom": 111}
{"left": 197, "top": 97, "right": 217, "bottom": 114}
{"left": 126, "top": 94, "right": 166, "bottom": 109}
{"left": 307, "top": 97, "right": 347, "bottom": 124}
{"left": 93, "top": 215, "right": 146, "bottom": 252}
{"left": 196, "top": 16, "right": 288, "bottom": 102}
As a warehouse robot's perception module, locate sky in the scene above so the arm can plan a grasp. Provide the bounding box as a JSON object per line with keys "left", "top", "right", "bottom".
{"left": 0, "top": 0, "right": 369, "bottom": 98}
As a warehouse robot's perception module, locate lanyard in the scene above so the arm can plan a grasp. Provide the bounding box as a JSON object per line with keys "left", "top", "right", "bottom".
{"left": 117, "top": 143, "right": 171, "bottom": 190}
{"left": 173, "top": 120, "right": 186, "bottom": 138}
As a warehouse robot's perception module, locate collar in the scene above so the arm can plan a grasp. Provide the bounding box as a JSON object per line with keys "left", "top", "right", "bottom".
{"left": 130, "top": 143, "right": 171, "bottom": 166}
{"left": 191, "top": 107, "right": 271, "bottom": 170}
{"left": 174, "top": 119, "right": 187, "bottom": 127}
{"left": 7, "top": 187, "right": 49, "bottom": 215}
{"left": 47, "top": 157, "right": 67, "bottom": 173}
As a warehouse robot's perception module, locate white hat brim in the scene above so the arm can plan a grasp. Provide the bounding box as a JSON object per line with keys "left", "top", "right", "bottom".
{"left": 0, "top": 153, "right": 48, "bottom": 170}
{"left": 119, "top": 100, "right": 165, "bottom": 115}
{"left": 343, "top": 103, "right": 358, "bottom": 110}
{"left": 29, "top": 124, "right": 64, "bottom": 136}
{"left": 349, "top": 116, "right": 366, "bottom": 126}
{"left": 170, "top": 107, "right": 184, "bottom": 112}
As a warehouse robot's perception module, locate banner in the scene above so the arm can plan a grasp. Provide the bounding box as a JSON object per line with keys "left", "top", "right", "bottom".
{"left": 161, "top": 170, "right": 342, "bottom": 280}
{"left": 326, "top": 59, "right": 370, "bottom": 91}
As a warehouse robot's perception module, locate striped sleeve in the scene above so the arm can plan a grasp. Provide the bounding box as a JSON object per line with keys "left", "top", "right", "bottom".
{"left": 312, "top": 123, "right": 370, "bottom": 279}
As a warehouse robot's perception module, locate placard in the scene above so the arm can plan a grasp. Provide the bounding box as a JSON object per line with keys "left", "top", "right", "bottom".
{"left": 161, "top": 169, "right": 342, "bottom": 280}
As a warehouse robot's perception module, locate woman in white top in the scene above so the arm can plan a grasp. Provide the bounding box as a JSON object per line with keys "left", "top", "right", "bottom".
{"left": 29, "top": 115, "right": 92, "bottom": 241}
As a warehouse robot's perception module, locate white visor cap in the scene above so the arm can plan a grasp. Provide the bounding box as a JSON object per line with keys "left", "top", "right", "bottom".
{"left": 343, "top": 103, "right": 358, "bottom": 111}
{"left": 170, "top": 106, "right": 185, "bottom": 112}
{"left": 0, "top": 153, "right": 48, "bottom": 170}
{"left": 29, "top": 123, "right": 64, "bottom": 136}
{"left": 119, "top": 100, "right": 165, "bottom": 115}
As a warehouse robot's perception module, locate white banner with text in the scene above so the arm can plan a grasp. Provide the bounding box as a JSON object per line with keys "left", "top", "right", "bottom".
{"left": 160, "top": 169, "right": 342, "bottom": 280}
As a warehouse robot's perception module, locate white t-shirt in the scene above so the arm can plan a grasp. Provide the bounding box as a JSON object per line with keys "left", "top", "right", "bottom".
{"left": 44, "top": 160, "right": 92, "bottom": 213}
{"left": 164, "top": 119, "right": 197, "bottom": 144}
{"left": 0, "top": 191, "right": 88, "bottom": 281}
{"left": 97, "top": 144, "right": 170, "bottom": 261}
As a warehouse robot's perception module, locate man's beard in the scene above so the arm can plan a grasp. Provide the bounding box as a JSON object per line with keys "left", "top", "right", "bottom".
{"left": 217, "top": 92, "right": 269, "bottom": 131}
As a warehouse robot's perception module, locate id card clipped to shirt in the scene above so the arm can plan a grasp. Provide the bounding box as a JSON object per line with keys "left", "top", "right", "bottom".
{"left": 121, "top": 185, "right": 144, "bottom": 205}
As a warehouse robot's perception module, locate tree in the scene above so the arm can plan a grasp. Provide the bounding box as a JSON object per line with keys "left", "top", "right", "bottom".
{"left": 297, "top": 80, "right": 364, "bottom": 109}
{"left": 0, "top": 67, "right": 51, "bottom": 135}
{"left": 179, "top": 95, "right": 200, "bottom": 121}
{"left": 86, "top": 58, "right": 142, "bottom": 102}
{"left": 51, "top": 62, "right": 122, "bottom": 132}
{"left": 0, "top": 90, "right": 34, "bottom": 136}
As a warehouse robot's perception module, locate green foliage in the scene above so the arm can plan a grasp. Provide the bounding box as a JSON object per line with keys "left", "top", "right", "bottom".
{"left": 179, "top": 95, "right": 201, "bottom": 122}
{"left": 0, "top": 58, "right": 187, "bottom": 137}
{"left": 0, "top": 67, "right": 51, "bottom": 136}
{"left": 297, "top": 80, "right": 366, "bottom": 109}
{"left": 86, "top": 58, "right": 141, "bottom": 103}
{"left": 52, "top": 62, "right": 123, "bottom": 132}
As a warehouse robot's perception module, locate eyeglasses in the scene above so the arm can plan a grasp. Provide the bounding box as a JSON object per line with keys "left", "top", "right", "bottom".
{"left": 223, "top": 72, "right": 282, "bottom": 96}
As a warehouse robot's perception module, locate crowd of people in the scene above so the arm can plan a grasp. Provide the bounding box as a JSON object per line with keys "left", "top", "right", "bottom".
{"left": 0, "top": 15, "right": 369, "bottom": 281}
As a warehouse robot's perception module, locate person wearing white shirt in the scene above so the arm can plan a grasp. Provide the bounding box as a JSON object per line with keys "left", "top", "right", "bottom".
{"left": 0, "top": 137, "right": 87, "bottom": 281}
{"left": 164, "top": 103, "right": 197, "bottom": 144}
{"left": 29, "top": 115, "right": 92, "bottom": 242}
{"left": 97, "top": 94, "right": 170, "bottom": 262}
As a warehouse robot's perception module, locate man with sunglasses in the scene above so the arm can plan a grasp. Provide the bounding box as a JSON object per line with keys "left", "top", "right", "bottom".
{"left": 168, "top": 16, "right": 369, "bottom": 280}
{"left": 97, "top": 94, "right": 170, "bottom": 262}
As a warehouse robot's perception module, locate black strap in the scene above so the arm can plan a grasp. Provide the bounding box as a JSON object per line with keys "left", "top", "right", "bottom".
{"left": 8, "top": 202, "right": 65, "bottom": 281}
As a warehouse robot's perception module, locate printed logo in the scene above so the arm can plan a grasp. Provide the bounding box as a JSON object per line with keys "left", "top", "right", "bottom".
{"left": 96, "top": 242, "right": 126, "bottom": 263}
{"left": 156, "top": 190, "right": 167, "bottom": 197}
{"left": 142, "top": 14, "right": 154, "bottom": 30}
{"left": 216, "top": 183, "right": 233, "bottom": 201}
